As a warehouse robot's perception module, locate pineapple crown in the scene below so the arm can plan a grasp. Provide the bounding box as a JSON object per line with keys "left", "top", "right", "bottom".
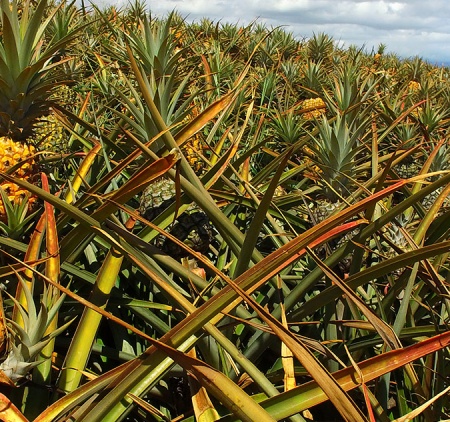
{"left": 308, "top": 114, "right": 365, "bottom": 198}
{"left": 0, "top": 276, "right": 72, "bottom": 382}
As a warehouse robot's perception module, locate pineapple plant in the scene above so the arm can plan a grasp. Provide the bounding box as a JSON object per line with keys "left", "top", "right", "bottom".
{"left": 0, "top": 5, "right": 449, "bottom": 421}
{"left": 0, "top": 0, "right": 80, "bottom": 141}
{"left": 0, "top": 0, "right": 81, "bottom": 219}
{"left": 307, "top": 113, "right": 368, "bottom": 222}
{"left": 0, "top": 278, "right": 70, "bottom": 383}
{"left": 394, "top": 119, "right": 425, "bottom": 180}
{"left": 139, "top": 177, "right": 213, "bottom": 258}
{"left": 304, "top": 109, "right": 371, "bottom": 268}
{"left": 378, "top": 213, "right": 411, "bottom": 278}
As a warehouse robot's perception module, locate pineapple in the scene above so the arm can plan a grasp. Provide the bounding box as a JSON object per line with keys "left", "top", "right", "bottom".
{"left": 372, "top": 44, "right": 386, "bottom": 71}
{"left": 139, "top": 177, "right": 178, "bottom": 218}
{"left": 0, "top": 137, "right": 37, "bottom": 219}
{"left": 0, "top": 137, "right": 35, "bottom": 177}
{"left": 373, "top": 53, "right": 382, "bottom": 67}
{"left": 312, "top": 199, "right": 342, "bottom": 224}
{"left": 394, "top": 155, "right": 422, "bottom": 179}
{"left": 180, "top": 102, "right": 206, "bottom": 174}
{"left": 391, "top": 124, "right": 422, "bottom": 179}
{"left": 0, "top": 0, "right": 79, "bottom": 141}
{"left": 182, "top": 136, "right": 205, "bottom": 174}
{"left": 300, "top": 97, "right": 326, "bottom": 120}
{"left": 422, "top": 187, "right": 450, "bottom": 212}
{"left": 140, "top": 177, "right": 213, "bottom": 258}
{"left": 407, "top": 80, "right": 421, "bottom": 93}
{"left": 0, "top": 183, "right": 37, "bottom": 220}
{"left": 0, "top": 280, "right": 70, "bottom": 383}
{"left": 34, "top": 113, "right": 70, "bottom": 155}
{"left": 410, "top": 106, "right": 423, "bottom": 119}
{"left": 35, "top": 85, "right": 78, "bottom": 156}
{"left": 429, "top": 142, "right": 450, "bottom": 176}
{"left": 380, "top": 218, "right": 410, "bottom": 278}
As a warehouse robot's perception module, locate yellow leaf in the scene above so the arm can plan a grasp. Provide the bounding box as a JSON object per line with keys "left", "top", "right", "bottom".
{"left": 187, "top": 348, "right": 220, "bottom": 422}
{"left": 0, "top": 392, "right": 29, "bottom": 421}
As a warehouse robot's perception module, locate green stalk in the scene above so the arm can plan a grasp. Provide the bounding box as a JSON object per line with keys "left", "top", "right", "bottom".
{"left": 57, "top": 247, "right": 124, "bottom": 393}
{"left": 65, "top": 143, "right": 102, "bottom": 204}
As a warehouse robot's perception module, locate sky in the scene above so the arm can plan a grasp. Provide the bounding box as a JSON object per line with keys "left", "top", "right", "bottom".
{"left": 125, "top": 0, "right": 450, "bottom": 66}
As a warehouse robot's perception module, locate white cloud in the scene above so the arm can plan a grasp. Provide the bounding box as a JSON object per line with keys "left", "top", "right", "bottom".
{"left": 112, "top": 0, "right": 450, "bottom": 64}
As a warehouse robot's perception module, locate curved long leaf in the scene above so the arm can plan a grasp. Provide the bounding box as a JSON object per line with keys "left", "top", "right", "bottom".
{"left": 80, "top": 182, "right": 406, "bottom": 421}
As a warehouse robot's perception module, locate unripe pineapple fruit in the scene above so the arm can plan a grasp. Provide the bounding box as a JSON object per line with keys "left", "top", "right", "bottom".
{"left": 300, "top": 97, "right": 326, "bottom": 120}
{"left": 394, "top": 157, "right": 421, "bottom": 179}
{"left": 34, "top": 113, "right": 70, "bottom": 154}
{"left": 140, "top": 177, "right": 213, "bottom": 258}
{"left": 140, "top": 177, "right": 177, "bottom": 214}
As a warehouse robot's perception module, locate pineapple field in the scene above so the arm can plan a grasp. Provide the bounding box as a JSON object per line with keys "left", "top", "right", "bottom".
{"left": 0, "top": 0, "right": 450, "bottom": 420}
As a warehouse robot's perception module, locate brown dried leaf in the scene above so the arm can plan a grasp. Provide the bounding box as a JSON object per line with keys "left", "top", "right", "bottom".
{"left": 0, "top": 370, "right": 15, "bottom": 387}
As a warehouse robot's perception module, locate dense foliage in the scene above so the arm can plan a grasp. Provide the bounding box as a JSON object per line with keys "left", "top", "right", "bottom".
{"left": 0, "top": 0, "right": 449, "bottom": 421}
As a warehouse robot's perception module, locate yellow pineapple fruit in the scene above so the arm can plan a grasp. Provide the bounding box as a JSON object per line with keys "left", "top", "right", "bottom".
{"left": 408, "top": 80, "right": 421, "bottom": 93}
{"left": 0, "top": 137, "right": 37, "bottom": 219}
{"left": 181, "top": 103, "right": 206, "bottom": 174}
{"left": 0, "top": 182, "right": 37, "bottom": 217}
{"left": 410, "top": 106, "right": 423, "bottom": 118}
{"left": 300, "top": 97, "right": 326, "bottom": 120}
{"left": 373, "top": 53, "right": 381, "bottom": 66}
{"left": 0, "top": 137, "right": 35, "bottom": 176}
{"left": 183, "top": 136, "right": 205, "bottom": 174}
